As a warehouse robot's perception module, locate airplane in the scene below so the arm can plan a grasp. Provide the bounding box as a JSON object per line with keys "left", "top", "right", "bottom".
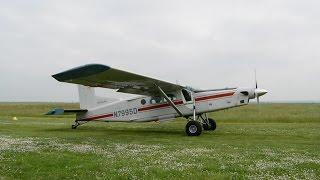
{"left": 47, "top": 64, "right": 268, "bottom": 136}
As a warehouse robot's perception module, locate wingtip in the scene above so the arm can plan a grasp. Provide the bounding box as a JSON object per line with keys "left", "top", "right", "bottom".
{"left": 52, "top": 73, "right": 59, "bottom": 80}
{"left": 51, "top": 64, "right": 111, "bottom": 82}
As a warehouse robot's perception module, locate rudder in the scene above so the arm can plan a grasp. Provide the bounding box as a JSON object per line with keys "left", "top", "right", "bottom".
{"left": 78, "top": 85, "right": 97, "bottom": 109}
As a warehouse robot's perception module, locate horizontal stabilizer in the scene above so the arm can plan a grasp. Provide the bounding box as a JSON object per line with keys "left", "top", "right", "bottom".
{"left": 46, "top": 108, "right": 87, "bottom": 115}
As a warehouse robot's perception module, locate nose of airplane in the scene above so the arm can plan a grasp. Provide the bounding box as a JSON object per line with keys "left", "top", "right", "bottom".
{"left": 255, "top": 89, "right": 268, "bottom": 97}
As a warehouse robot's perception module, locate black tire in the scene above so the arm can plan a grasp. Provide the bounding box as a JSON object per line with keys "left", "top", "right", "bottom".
{"left": 71, "top": 125, "right": 77, "bottom": 129}
{"left": 186, "top": 121, "right": 202, "bottom": 136}
{"left": 203, "top": 123, "right": 210, "bottom": 130}
{"left": 208, "top": 118, "right": 217, "bottom": 131}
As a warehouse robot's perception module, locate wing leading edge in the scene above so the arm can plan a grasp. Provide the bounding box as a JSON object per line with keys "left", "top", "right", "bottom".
{"left": 52, "top": 64, "right": 184, "bottom": 96}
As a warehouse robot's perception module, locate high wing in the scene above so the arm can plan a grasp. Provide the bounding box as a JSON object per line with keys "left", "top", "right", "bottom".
{"left": 52, "top": 64, "right": 184, "bottom": 96}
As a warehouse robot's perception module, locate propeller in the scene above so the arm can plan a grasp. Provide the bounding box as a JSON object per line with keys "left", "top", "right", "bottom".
{"left": 254, "top": 70, "right": 268, "bottom": 104}
{"left": 255, "top": 70, "right": 259, "bottom": 104}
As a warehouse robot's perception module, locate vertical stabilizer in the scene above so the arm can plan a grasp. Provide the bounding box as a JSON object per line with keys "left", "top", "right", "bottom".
{"left": 78, "top": 85, "right": 97, "bottom": 109}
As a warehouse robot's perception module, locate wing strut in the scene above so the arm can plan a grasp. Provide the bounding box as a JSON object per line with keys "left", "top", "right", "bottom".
{"left": 155, "top": 84, "right": 184, "bottom": 117}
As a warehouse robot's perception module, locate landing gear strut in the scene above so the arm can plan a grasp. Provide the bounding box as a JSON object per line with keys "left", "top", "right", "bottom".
{"left": 71, "top": 121, "right": 80, "bottom": 129}
{"left": 185, "top": 92, "right": 203, "bottom": 136}
{"left": 199, "top": 114, "right": 216, "bottom": 131}
{"left": 71, "top": 120, "right": 88, "bottom": 129}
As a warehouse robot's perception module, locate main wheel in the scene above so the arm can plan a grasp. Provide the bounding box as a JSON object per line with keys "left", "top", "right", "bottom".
{"left": 208, "top": 118, "right": 217, "bottom": 131}
{"left": 203, "top": 123, "right": 210, "bottom": 130}
{"left": 186, "top": 121, "right": 202, "bottom": 136}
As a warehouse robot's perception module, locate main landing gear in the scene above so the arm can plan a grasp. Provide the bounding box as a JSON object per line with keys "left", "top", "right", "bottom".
{"left": 185, "top": 114, "right": 217, "bottom": 136}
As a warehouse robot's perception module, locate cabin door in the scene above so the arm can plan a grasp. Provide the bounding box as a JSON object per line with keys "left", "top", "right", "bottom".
{"left": 181, "top": 89, "right": 194, "bottom": 111}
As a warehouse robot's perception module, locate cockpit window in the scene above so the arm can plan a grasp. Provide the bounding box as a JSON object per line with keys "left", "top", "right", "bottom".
{"left": 182, "top": 89, "right": 192, "bottom": 102}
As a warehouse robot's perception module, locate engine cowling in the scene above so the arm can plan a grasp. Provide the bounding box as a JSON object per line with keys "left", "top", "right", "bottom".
{"left": 240, "top": 88, "right": 268, "bottom": 100}
{"left": 240, "top": 88, "right": 256, "bottom": 99}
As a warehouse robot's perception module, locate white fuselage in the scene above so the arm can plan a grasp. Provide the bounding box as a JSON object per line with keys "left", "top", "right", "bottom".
{"left": 76, "top": 88, "right": 253, "bottom": 123}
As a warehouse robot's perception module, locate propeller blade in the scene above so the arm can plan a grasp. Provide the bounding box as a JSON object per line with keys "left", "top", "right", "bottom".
{"left": 255, "top": 69, "right": 258, "bottom": 89}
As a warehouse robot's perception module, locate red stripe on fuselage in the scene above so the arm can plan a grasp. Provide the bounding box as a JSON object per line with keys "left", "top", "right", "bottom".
{"left": 138, "top": 100, "right": 183, "bottom": 112}
{"left": 195, "top": 92, "right": 235, "bottom": 102}
{"left": 79, "top": 113, "right": 113, "bottom": 121}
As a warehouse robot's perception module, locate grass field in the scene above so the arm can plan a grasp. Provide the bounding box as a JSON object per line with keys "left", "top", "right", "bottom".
{"left": 0, "top": 103, "right": 319, "bottom": 179}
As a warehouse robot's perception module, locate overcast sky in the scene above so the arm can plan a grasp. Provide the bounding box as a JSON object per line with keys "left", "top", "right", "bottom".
{"left": 0, "top": 0, "right": 319, "bottom": 102}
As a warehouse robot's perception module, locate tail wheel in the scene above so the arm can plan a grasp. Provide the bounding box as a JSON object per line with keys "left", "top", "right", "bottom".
{"left": 186, "top": 121, "right": 202, "bottom": 136}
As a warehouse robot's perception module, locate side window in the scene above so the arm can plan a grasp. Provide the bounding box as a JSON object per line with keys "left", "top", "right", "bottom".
{"left": 155, "top": 97, "right": 162, "bottom": 103}
{"left": 150, "top": 97, "right": 162, "bottom": 104}
{"left": 150, "top": 99, "right": 157, "bottom": 104}
{"left": 150, "top": 97, "right": 168, "bottom": 104}
{"left": 182, "top": 89, "right": 192, "bottom": 102}
{"left": 167, "top": 94, "right": 177, "bottom": 101}
{"left": 141, "top": 99, "right": 146, "bottom": 105}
